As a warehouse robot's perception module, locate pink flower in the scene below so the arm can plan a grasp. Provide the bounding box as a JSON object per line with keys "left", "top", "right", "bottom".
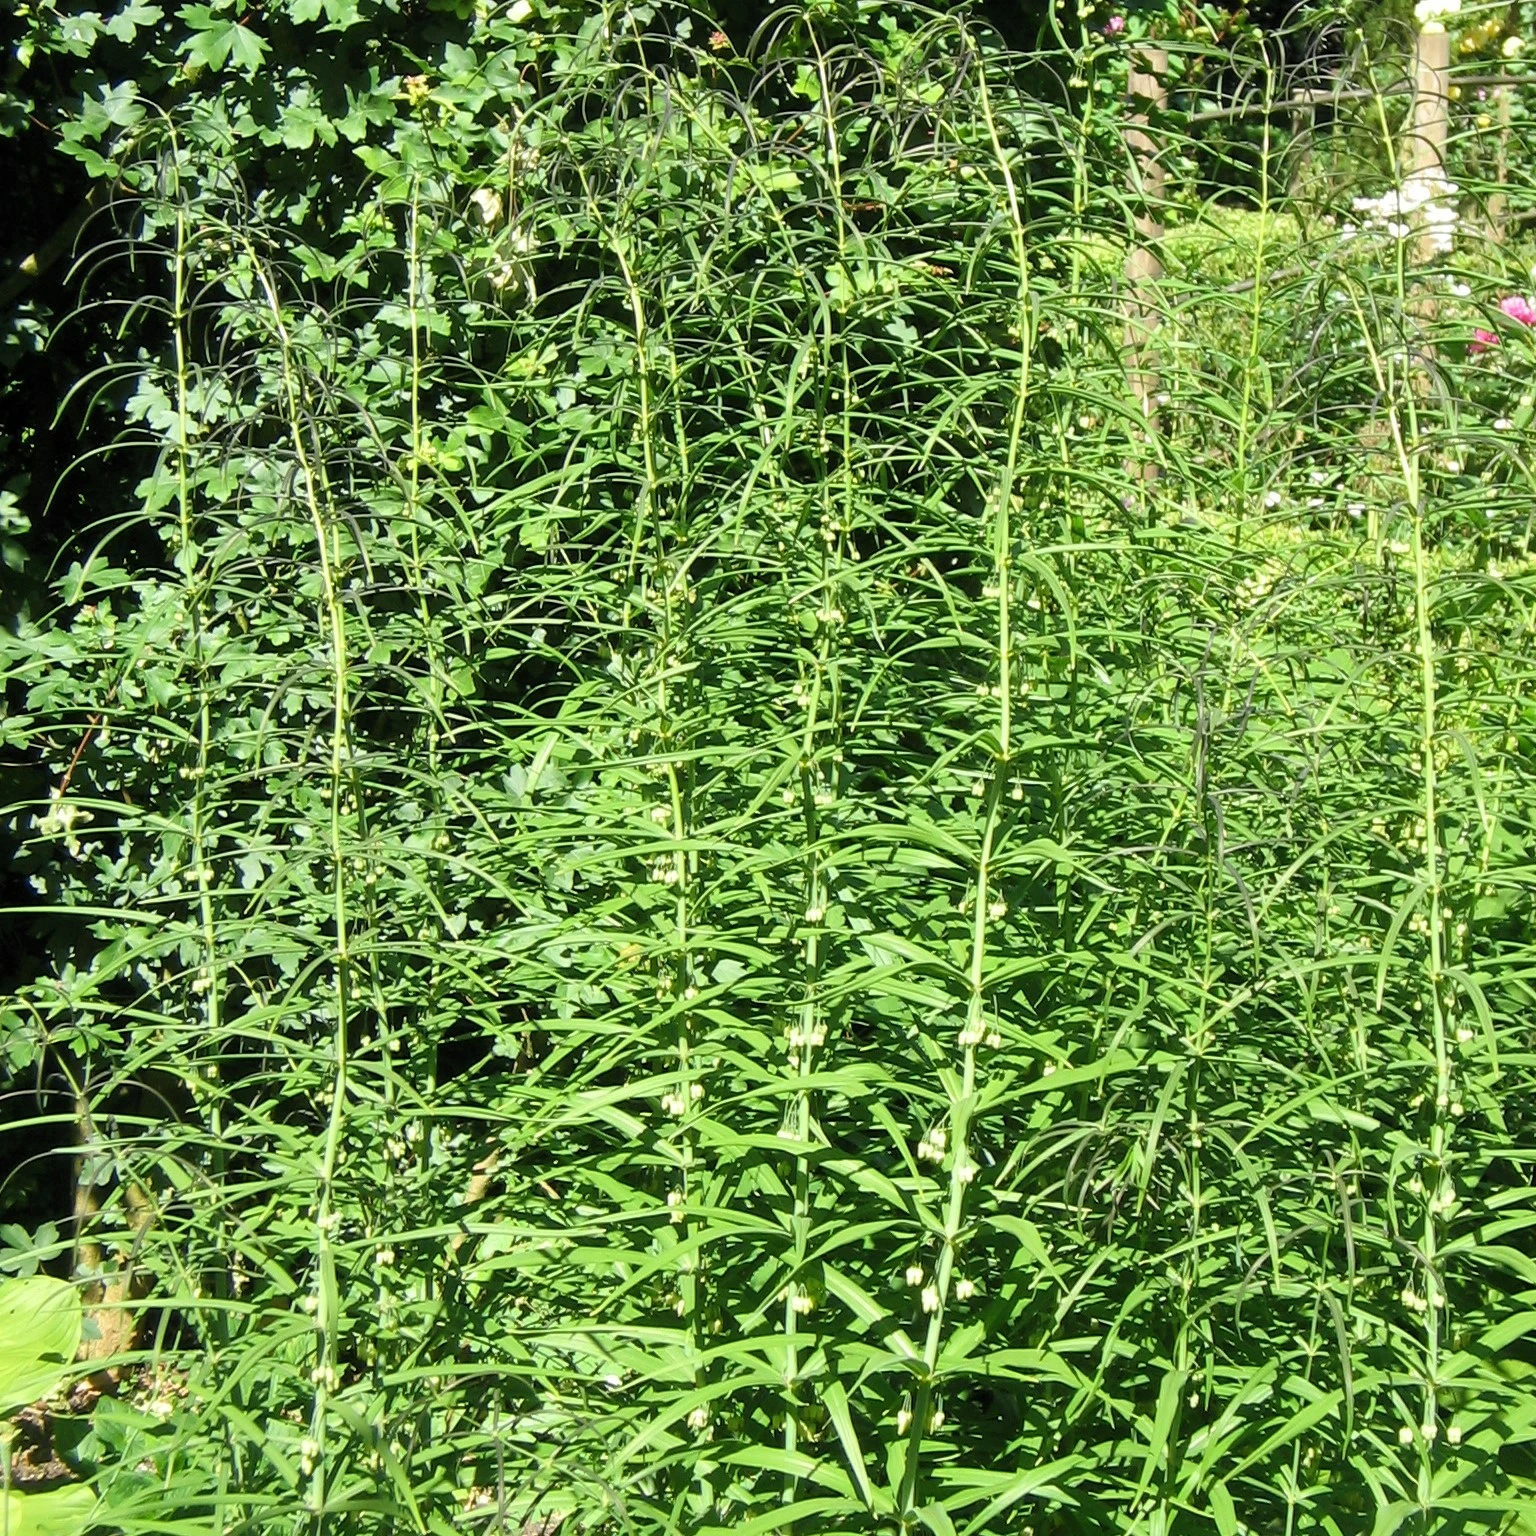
{"left": 1471, "top": 328, "right": 1500, "bottom": 354}
{"left": 1499, "top": 295, "right": 1536, "bottom": 326}
{"left": 1104, "top": 14, "right": 1126, "bottom": 34}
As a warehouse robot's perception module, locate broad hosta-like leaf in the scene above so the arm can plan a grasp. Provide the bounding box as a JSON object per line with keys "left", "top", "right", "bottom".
{"left": 0, "top": 1277, "right": 81, "bottom": 1413}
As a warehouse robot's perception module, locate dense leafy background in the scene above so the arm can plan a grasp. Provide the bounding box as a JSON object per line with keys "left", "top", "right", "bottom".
{"left": 7, "top": 0, "right": 1536, "bottom": 1532}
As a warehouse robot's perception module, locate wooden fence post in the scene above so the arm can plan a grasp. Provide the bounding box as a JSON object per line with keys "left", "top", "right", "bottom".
{"left": 1490, "top": 83, "right": 1510, "bottom": 234}
{"left": 1408, "top": 22, "right": 1451, "bottom": 176}
{"left": 1407, "top": 18, "right": 1451, "bottom": 262}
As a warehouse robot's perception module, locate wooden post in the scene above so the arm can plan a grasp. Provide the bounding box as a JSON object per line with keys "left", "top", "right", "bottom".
{"left": 1407, "top": 23, "right": 1451, "bottom": 176}
{"left": 1407, "top": 22, "right": 1451, "bottom": 263}
{"left": 1490, "top": 84, "right": 1510, "bottom": 235}
{"left": 1123, "top": 44, "right": 1167, "bottom": 480}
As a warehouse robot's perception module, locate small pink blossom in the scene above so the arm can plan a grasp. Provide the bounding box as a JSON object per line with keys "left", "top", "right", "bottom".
{"left": 1103, "top": 14, "right": 1126, "bottom": 34}
{"left": 1471, "top": 328, "right": 1500, "bottom": 354}
{"left": 1499, "top": 294, "right": 1536, "bottom": 326}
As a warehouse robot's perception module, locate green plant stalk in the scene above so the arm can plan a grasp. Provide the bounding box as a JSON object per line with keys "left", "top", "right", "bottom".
{"left": 608, "top": 203, "right": 705, "bottom": 1396}
{"left": 782, "top": 651, "right": 827, "bottom": 1495}
{"left": 1233, "top": 48, "right": 1278, "bottom": 532}
{"left": 973, "top": 37, "right": 1028, "bottom": 770}
{"left": 250, "top": 252, "right": 355, "bottom": 1528}
{"left": 661, "top": 104, "right": 843, "bottom": 1481}
{"left": 1347, "top": 281, "right": 1453, "bottom": 1494}
{"left": 897, "top": 38, "right": 1029, "bottom": 1524}
{"left": 166, "top": 134, "right": 227, "bottom": 1206}
{"left": 778, "top": 40, "right": 852, "bottom": 1509}
{"left": 1365, "top": 45, "right": 1427, "bottom": 552}
{"left": 404, "top": 185, "right": 445, "bottom": 1103}
{"left": 1408, "top": 470, "right": 1452, "bottom": 1484}
{"left": 1067, "top": 16, "right": 1096, "bottom": 306}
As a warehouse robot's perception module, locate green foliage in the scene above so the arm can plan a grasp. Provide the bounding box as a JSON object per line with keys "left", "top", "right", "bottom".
{"left": 0, "top": 1488, "right": 97, "bottom": 1536}
{"left": 5, "top": 2, "right": 1536, "bottom": 1534}
{"left": 0, "top": 1277, "right": 96, "bottom": 1536}
{"left": 0, "top": 1276, "right": 79, "bottom": 1412}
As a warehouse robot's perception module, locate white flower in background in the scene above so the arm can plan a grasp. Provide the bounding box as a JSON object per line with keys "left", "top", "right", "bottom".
{"left": 1504, "top": 34, "right": 1524, "bottom": 56}
{"left": 1421, "top": 200, "right": 1458, "bottom": 253}
{"left": 1349, "top": 175, "right": 1460, "bottom": 252}
{"left": 1414, "top": 0, "right": 1460, "bottom": 31}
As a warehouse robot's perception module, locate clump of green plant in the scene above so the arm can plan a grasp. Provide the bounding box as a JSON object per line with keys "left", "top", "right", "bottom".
{"left": 4, "top": 3, "right": 1536, "bottom": 1534}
